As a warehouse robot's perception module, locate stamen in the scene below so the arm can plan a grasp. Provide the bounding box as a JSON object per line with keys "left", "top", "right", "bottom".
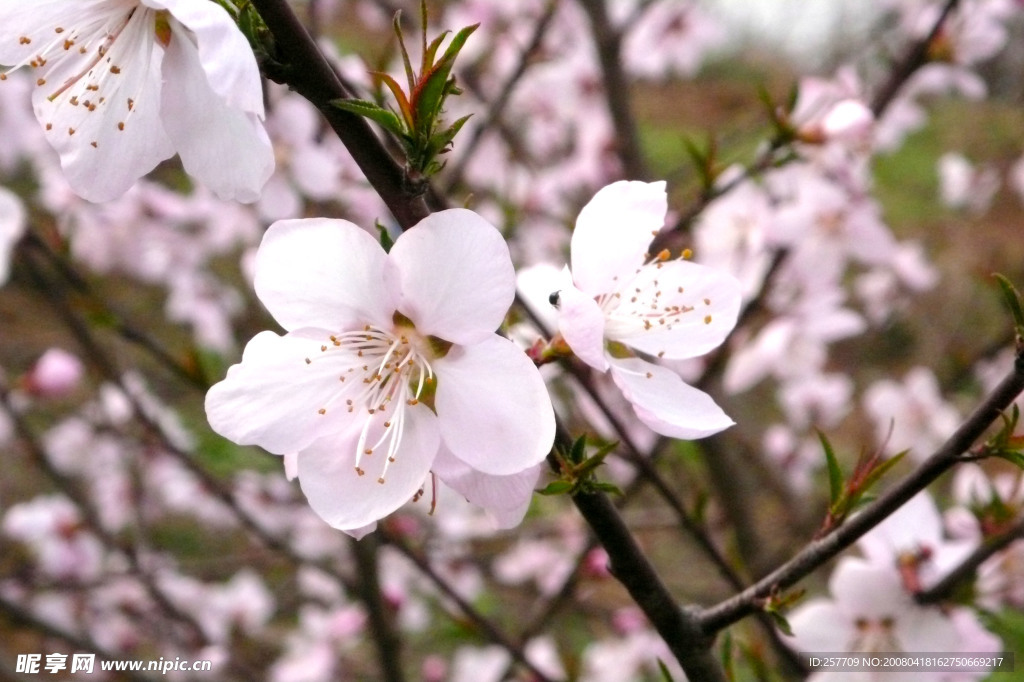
{"left": 307, "top": 324, "right": 433, "bottom": 486}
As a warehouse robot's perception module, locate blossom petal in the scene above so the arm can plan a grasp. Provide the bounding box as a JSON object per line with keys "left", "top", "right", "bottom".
{"left": 432, "top": 445, "right": 541, "bottom": 529}
{"left": 555, "top": 281, "right": 609, "bottom": 371}
{"left": 254, "top": 218, "right": 396, "bottom": 332}
{"left": 786, "top": 600, "right": 852, "bottom": 653}
{"left": 0, "top": 2, "right": 83, "bottom": 64}
{"left": 829, "top": 557, "right": 910, "bottom": 621}
{"left": 609, "top": 260, "right": 742, "bottom": 359}
{"left": 434, "top": 335, "right": 555, "bottom": 475}
{"left": 0, "top": 187, "right": 26, "bottom": 285}
{"left": 144, "top": 0, "right": 264, "bottom": 114}
{"left": 609, "top": 357, "right": 733, "bottom": 439}
{"left": 390, "top": 209, "right": 515, "bottom": 345}
{"left": 571, "top": 180, "right": 667, "bottom": 296}
{"left": 159, "top": 20, "right": 273, "bottom": 202}
{"left": 205, "top": 330, "right": 355, "bottom": 454}
{"left": 32, "top": 9, "right": 174, "bottom": 202}
{"left": 296, "top": 405, "right": 439, "bottom": 532}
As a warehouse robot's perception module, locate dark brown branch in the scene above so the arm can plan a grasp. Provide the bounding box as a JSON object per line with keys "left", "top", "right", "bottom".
{"left": 870, "top": 0, "right": 961, "bottom": 116}
{"left": 249, "top": 0, "right": 431, "bottom": 230}
{"left": 698, "top": 344, "right": 1024, "bottom": 633}
{"left": 569, "top": 484, "right": 726, "bottom": 681}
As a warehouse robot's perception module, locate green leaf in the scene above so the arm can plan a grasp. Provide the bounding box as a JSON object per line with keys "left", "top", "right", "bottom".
{"left": 373, "top": 73, "right": 415, "bottom": 130}
{"left": 656, "top": 659, "right": 676, "bottom": 682}
{"left": 392, "top": 10, "right": 416, "bottom": 92}
{"left": 424, "top": 114, "right": 473, "bottom": 159}
{"left": 720, "top": 631, "right": 735, "bottom": 682}
{"left": 569, "top": 435, "right": 587, "bottom": 464}
{"left": 817, "top": 430, "right": 843, "bottom": 507}
{"left": 538, "top": 481, "right": 573, "bottom": 496}
{"left": 375, "top": 220, "right": 395, "bottom": 253}
{"left": 994, "top": 273, "right": 1024, "bottom": 332}
{"left": 992, "top": 449, "right": 1024, "bottom": 469}
{"left": 332, "top": 98, "right": 406, "bottom": 138}
{"left": 413, "top": 23, "right": 478, "bottom": 130}
{"left": 419, "top": 0, "right": 430, "bottom": 71}
{"left": 423, "top": 31, "right": 450, "bottom": 77}
{"left": 858, "top": 451, "right": 907, "bottom": 496}
{"left": 767, "top": 609, "right": 794, "bottom": 637}
{"left": 590, "top": 481, "right": 623, "bottom": 495}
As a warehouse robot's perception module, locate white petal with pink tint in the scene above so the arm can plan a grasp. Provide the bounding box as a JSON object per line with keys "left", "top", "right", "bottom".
{"left": 297, "top": 406, "right": 439, "bottom": 533}
{"left": 434, "top": 335, "right": 555, "bottom": 476}
{"left": 609, "top": 357, "right": 733, "bottom": 439}
{"left": 0, "top": 0, "right": 272, "bottom": 202}
{"left": 390, "top": 208, "right": 515, "bottom": 345}
{"left": 570, "top": 180, "right": 667, "bottom": 296}
{"left": 207, "top": 211, "right": 554, "bottom": 534}
{"left": 254, "top": 218, "right": 395, "bottom": 332}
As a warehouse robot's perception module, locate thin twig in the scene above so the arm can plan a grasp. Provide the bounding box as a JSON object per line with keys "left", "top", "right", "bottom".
{"left": 382, "top": 532, "right": 561, "bottom": 682}
{"left": 0, "top": 593, "right": 161, "bottom": 682}
{"left": 576, "top": 0, "right": 649, "bottom": 180}
{"left": 443, "top": 0, "right": 559, "bottom": 193}
{"left": 698, "top": 345, "right": 1024, "bottom": 633}
{"left": 870, "top": 0, "right": 961, "bottom": 116}
{"left": 351, "top": 536, "right": 407, "bottom": 682}
{"left": 916, "top": 516, "right": 1024, "bottom": 605}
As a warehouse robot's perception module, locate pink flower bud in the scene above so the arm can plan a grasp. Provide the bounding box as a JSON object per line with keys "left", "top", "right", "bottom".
{"left": 820, "top": 99, "right": 874, "bottom": 145}
{"left": 24, "top": 348, "right": 84, "bottom": 398}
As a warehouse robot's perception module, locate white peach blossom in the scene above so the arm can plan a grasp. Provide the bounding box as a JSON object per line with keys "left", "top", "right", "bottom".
{"left": 552, "top": 180, "right": 742, "bottom": 439}
{"left": 206, "top": 210, "right": 555, "bottom": 536}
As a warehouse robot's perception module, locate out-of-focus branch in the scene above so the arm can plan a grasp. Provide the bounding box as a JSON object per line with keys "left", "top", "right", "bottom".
{"left": 19, "top": 234, "right": 210, "bottom": 391}
{"left": 0, "top": 386, "right": 217, "bottom": 655}
{"left": 19, "top": 242, "right": 361, "bottom": 598}
{"left": 576, "top": 0, "right": 649, "bottom": 180}
{"left": 382, "top": 532, "right": 560, "bottom": 682}
{"left": 698, "top": 344, "right": 1024, "bottom": 633}
{"left": 351, "top": 536, "right": 407, "bottom": 682}
{"left": 916, "top": 516, "right": 1024, "bottom": 605}
{"left": 0, "top": 593, "right": 161, "bottom": 682}
{"left": 870, "top": 0, "right": 961, "bottom": 116}
{"left": 249, "top": 0, "right": 431, "bottom": 230}
{"left": 653, "top": 0, "right": 961, "bottom": 247}
{"left": 442, "top": 0, "right": 559, "bottom": 193}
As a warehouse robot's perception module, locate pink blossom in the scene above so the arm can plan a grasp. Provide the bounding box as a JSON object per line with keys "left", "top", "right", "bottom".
{"left": 553, "top": 180, "right": 742, "bottom": 439}
{"left": 22, "top": 348, "right": 84, "bottom": 398}
{"left": 206, "top": 210, "right": 555, "bottom": 536}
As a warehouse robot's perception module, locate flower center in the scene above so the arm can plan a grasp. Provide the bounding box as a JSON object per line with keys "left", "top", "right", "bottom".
{"left": 597, "top": 250, "right": 714, "bottom": 352}
{"left": 305, "top": 324, "right": 435, "bottom": 484}
{"left": 850, "top": 616, "right": 900, "bottom": 654}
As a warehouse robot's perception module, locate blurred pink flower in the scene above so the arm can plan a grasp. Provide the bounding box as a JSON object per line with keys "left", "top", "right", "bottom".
{"left": 23, "top": 348, "right": 84, "bottom": 398}
{"left": 787, "top": 556, "right": 1000, "bottom": 681}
